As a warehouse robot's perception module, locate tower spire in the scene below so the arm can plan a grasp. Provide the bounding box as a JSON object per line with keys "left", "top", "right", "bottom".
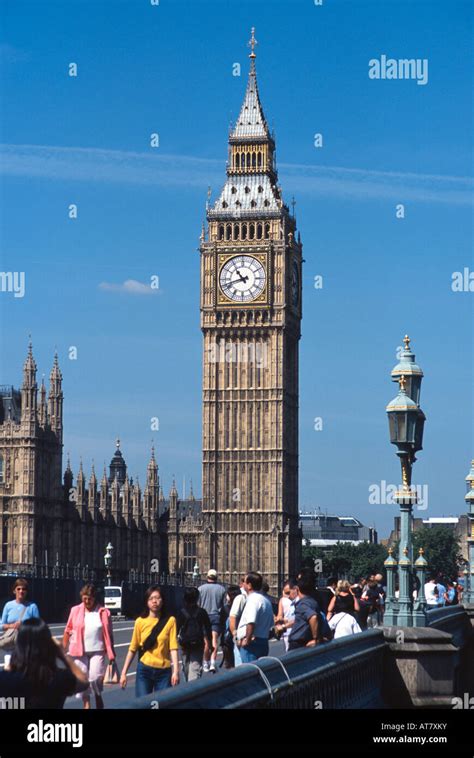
{"left": 248, "top": 26, "right": 257, "bottom": 72}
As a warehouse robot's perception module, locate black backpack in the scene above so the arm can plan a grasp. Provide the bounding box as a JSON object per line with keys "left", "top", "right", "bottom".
{"left": 178, "top": 608, "right": 204, "bottom": 649}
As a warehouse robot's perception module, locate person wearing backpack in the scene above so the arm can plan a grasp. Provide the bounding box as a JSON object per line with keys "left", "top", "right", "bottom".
{"left": 177, "top": 587, "right": 212, "bottom": 682}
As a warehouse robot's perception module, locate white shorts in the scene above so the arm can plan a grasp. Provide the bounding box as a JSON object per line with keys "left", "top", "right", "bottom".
{"left": 74, "top": 652, "right": 106, "bottom": 698}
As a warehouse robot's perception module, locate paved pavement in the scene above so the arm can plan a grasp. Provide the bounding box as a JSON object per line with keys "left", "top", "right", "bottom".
{"left": 0, "top": 617, "right": 286, "bottom": 709}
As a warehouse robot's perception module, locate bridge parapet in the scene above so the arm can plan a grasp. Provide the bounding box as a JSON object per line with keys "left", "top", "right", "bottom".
{"left": 118, "top": 630, "right": 387, "bottom": 710}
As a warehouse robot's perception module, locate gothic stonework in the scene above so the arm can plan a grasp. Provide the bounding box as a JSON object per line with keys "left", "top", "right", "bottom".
{"left": 0, "top": 345, "right": 163, "bottom": 576}
{"left": 198, "top": 31, "right": 303, "bottom": 592}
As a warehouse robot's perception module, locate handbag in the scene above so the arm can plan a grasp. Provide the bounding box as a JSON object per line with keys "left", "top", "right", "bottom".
{"left": 103, "top": 660, "right": 120, "bottom": 684}
{"left": 0, "top": 605, "right": 27, "bottom": 650}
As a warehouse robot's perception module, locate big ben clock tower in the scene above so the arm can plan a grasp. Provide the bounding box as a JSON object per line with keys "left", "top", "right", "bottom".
{"left": 199, "top": 30, "right": 302, "bottom": 593}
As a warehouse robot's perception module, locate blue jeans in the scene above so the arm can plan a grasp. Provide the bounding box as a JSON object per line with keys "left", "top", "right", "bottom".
{"left": 239, "top": 638, "right": 269, "bottom": 663}
{"left": 135, "top": 660, "right": 171, "bottom": 698}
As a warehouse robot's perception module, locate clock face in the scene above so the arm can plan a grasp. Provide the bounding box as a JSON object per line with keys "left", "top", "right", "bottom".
{"left": 219, "top": 255, "right": 266, "bottom": 302}
{"left": 291, "top": 262, "right": 299, "bottom": 307}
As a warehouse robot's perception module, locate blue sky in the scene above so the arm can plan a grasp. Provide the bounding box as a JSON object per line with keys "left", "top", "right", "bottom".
{"left": 0, "top": 0, "right": 472, "bottom": 538}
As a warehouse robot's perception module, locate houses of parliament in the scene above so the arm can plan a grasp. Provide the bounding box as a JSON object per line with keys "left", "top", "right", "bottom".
{"left": 0, "top": 32, "right": 302, "bottom": 591}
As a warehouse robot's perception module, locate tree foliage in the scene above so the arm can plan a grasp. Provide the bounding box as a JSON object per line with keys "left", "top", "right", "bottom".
{"left": 302, "top": 541, "right": 388, "bottom": 581}
{"left": 411, "top": 526, "right": 463, "bottom": 579}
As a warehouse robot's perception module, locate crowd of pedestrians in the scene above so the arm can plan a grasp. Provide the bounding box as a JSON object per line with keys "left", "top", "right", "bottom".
{"left": 0, "top": 565, "right": 466, "bottom": 707}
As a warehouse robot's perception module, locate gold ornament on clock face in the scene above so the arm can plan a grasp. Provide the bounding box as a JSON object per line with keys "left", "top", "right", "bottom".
{"left": 219, "top": 255, "right": 266, "bottom": 302}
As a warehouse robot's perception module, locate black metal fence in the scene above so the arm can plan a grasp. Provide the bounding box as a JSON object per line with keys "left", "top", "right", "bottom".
{"left": 0, "top": 564, "right": 203, "bottom": 623}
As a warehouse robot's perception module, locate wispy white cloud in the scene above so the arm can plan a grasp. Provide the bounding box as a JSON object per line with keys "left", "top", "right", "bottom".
{"left": 0, "top": 44, "right": 31, "bottom": 64}
{"left": 98, "top": 279, "right": 160, "bottom": 295}
{"left": 0, "top": 143, "right": 472, "bottom": 205}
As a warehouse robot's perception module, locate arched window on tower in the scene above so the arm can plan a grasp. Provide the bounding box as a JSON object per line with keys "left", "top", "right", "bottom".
{"left": 257, "top": 152, "right": 262, "bottom": 167}
{"left": 242, "top": 223, "right": 247, "bottom": 240}
{"left": 235, "top": 153, "right": 240, "bottom": 169}
{"left": 0, "top": 455, "right": 3, "bottom": 483}
{"left": 233, "top": 224, "right": 239, "bottom": 240}
{"left": 226, "top": 224, "right": 232, "bottom": 241}
{"left": 246, "top": 153, "right": 251, "bottom": 169}
{"left": 249, "top": 224, "right": 255, "bottom": 240}
{"left": 252, "top": 153, "right": 256, "bottom": 168}
{"left": 257, "top": 223, "right": 263, "bottom": 239}
{"left": 264, "top": 223, "right": 270, "bottom": 239}
{"left": 218, "top": 225, "right": 224, "bottom": 240}
{"left": 241, "top": 152, "right": 245, "bottom": 168}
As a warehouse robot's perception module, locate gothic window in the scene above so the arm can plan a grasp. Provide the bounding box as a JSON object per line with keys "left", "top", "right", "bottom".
{"left": 226, "top": 224, "right": 232, "bottom": 240}
{"left": 264, "top": 199, "right": 270, "bottom": 207}
{"left": 249, "top": 223, "right": 255, "bottom": 240}
{"left": 246, "top": 153, "right": 251, "bottom": 168}
{"left": 252, "top": 153, "right": 256, "bottom": 168}
{"left": 250, "top": 200, "right": 256, "bottom": 208}
{"left": 231, "top": 186, "right": 237, "bottom": 194}
{"left": 0, "top": 455, "right": 3, "bottom": 483}
{"left": 235, "top": 200, "right": 241, "bottom": 207}
{"left": 257, "top": 223, "right": 263, "bottom": 239}
{"left": 222, "top": 201, "right": 228, "bottom": 208}
{"left": 241, "top": 152, "right": 245, "bottom": 167}
{"left": 235, "top": 154, "right": 240, "bottom": 169}
{"left": 233, "top": 224, "right": 239, "bottom": 240}
{"left": 242, "top": 223, "right": 247, "bottom": 240}
{"left": 257, "top": 153, "right": 262, "bottom": 167}
{"left": 244, "top": 186, "right": 250, "bottom": 194}
{"left": 264, "top": 223, "right": 270, "bottom": 239}
{"left": 218, "top": 225, "right": 224, "bottom": 240}
{"left": 258, "top": 185, "right": 263, "bottom": 193}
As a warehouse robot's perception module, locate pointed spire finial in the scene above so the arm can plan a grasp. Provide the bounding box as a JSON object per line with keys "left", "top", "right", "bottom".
{"left": 248, "top": 26, "right": 257, "bottom": 65}
{"left": 403, "top": 334, "right": 411, "bottom": 351}
{"left": 116, "top": 437, "right": 120, "bottom": 449}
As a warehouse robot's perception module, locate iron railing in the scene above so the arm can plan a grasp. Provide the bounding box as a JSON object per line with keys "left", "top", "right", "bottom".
{"left": 119, "top": 629, "right": 387, "bottom": 710}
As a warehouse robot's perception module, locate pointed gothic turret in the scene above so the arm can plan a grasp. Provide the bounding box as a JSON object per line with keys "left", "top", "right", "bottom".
{"left": 21, "top": 341, "right": 38, "bottom": 426}
{"left": 48, "top": 352, "right": 63, "bottom": 441}
{"left": 39, "top": 377, "right": 48, "bottom": 428}
{"left": 64, "top": 453, "right": 73, "bottom": 493}
{"left": 88, "top": 462, "right": 97, "bottom": 515}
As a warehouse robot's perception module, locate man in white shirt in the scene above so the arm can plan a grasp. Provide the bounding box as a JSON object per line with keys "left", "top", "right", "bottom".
{"left": 424, "top": 576, "right": 439, "bottom": 607}
{"left": 236, "top": 572, "right": 274, "bottom": 664}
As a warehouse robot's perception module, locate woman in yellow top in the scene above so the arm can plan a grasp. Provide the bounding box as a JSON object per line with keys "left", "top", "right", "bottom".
{"left": 120, "top": 585, "right": 179, "bottom": 697}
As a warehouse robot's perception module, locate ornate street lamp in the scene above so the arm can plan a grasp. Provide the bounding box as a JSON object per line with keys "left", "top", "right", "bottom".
{"left": 104, "top": 542, "right": 113, "bottom": 587}
{"left": 464, "top": 460, "right": 474, "bottom": 605}
{"left": 192, "top": 562, "right": 200, "bottom": 584}
{"left": 384, "top": 336, "right": 427, "bottom": 627}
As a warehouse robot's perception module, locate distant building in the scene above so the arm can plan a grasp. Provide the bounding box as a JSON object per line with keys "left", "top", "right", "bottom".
{"left": 300, "top": 513, "right": 377, "bottom": 547}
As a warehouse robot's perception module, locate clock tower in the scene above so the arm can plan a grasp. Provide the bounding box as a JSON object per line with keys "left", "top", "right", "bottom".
{"left": 199, "top": 30, "right": 302, "bottom": 592}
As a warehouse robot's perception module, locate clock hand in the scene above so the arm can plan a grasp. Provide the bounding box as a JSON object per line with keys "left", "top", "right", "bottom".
{"left": 236, "top": 270, "right": 249, "bottom": 283}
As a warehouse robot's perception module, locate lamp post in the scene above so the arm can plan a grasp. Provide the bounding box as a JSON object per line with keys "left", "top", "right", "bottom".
{"left": 385, "top": 335, "right": 426, "bottom": 627}
{"left": 464, "top": 460, "right": 474, "bottom": 606}
{"left": 104, "top": 542, "right": 113, "bottom": 587}
{"left": 192, "top": 562, "right": 200, "bottom": 585}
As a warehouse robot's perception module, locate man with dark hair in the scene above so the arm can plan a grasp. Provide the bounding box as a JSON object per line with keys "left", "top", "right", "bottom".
{"left": 288, "top": 576, "right": 324, "bottom": 650}
{"left": 236, "top": 572, "right": 274, "bottom": 663}
{"left": 177, "top": 587, "right": 212, "bottom": 682}
{"left": 198, "top": 569, "right": 225, "bottom": 672}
